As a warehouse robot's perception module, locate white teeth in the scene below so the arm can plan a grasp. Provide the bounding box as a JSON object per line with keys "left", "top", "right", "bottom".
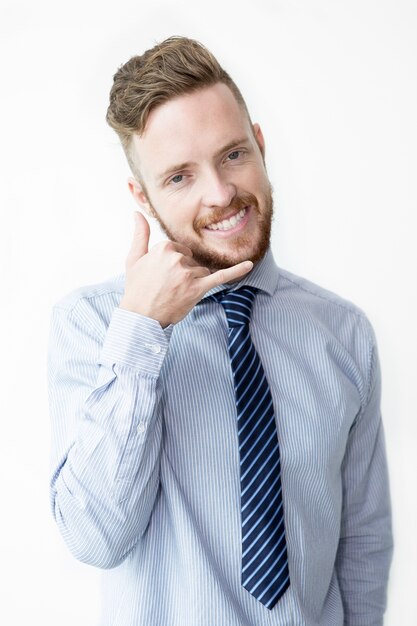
{"left": 206, "top": 208, "right": 247, "bottom": 231}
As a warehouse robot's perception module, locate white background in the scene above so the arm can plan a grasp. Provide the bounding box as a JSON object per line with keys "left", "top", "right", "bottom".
{"left": 1, "top": 0, "right": 416, "bottom": 623}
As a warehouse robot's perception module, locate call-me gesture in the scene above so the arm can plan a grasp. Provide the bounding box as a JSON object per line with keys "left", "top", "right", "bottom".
{"left": 119, "top": 211, "right": 253, "bottom": 328}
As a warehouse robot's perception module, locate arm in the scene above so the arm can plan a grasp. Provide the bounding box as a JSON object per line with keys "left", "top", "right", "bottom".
{"left": 335, "top": 322, "right": 393, "bottom": 625}
{"left": 48, "top": 211, "right": 254, "bottom": 569}
{"left": 48, "top": 301, "right": 170, "bottom": 569}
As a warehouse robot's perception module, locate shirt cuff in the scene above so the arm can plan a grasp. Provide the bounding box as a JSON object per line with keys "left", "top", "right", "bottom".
{"left": 99, "top": 307, "right": 171, "bottom": 375}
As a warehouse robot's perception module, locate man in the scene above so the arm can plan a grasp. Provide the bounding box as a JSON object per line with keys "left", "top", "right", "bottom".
{"left": 48, "top": 36, "right": 393, "bottom": 625}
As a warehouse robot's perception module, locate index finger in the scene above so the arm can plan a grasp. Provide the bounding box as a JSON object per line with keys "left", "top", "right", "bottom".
{"left": 168, "top": 241, "right": 194, "bottom": 258}
{"left": 198, "top": 260, "right": 254, "bottom": 293}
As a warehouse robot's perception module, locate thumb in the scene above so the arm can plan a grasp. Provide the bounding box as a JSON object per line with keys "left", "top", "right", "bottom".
{"left": 125, "top": 211, "right": 150, "bottom": 270}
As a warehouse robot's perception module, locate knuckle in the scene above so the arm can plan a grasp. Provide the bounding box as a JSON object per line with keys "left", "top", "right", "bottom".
{"left": 182, "top": 268, "right": 193, "bottom": 280}
{"left": 188, "top": 283, "right": 200, "bottom": 298}
{"left": 171, "top": 251, "right": 183, "bottom": 267}
{"left": 178, "top": 254, "right": 189, "bottom": 267}
{"left": 154, "top": 240, "right": 169, "bottom": 255}
{"left": 217, "top": 269, "right": 226, "bottom": 283}
{"left": 162, "top": 240, "right": 175, "bottom": 252}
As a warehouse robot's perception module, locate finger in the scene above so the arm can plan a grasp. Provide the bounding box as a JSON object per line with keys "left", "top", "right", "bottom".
{"left": 180, "top": 255, "right": 202, "bottom": 268}
{"left": 189, "top": 265, "right": 211, "bottom": 278}
{"left": 168, "top": 241, "right": 194, "bottom": 258}
{"left": 125, "top": 211, "right": 150, "bottom": 270}
{"left": 198, "top": 260, "right": 254, "bottom": 292}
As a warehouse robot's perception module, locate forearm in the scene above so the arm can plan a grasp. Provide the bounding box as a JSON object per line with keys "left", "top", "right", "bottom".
{"left": 48, "top": 304, "right": 170, "bottom": 568}
{"left": 51, "top": 363, "right": 163, "bottom": 568}
{"left": 336, "top": 423, "right": 393, "bottom": 625}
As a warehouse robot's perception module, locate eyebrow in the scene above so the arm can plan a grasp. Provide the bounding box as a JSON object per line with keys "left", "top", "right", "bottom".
{"left": 156, "top": 136, "right": 250, "bottom": 184}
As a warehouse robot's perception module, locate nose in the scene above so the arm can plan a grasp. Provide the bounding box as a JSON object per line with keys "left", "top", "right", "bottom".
{"left": 200, "top": 169, "right": 237, "bottom": 209}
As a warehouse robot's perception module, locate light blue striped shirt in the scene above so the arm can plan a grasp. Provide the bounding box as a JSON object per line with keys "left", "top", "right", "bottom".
{"left": 48, "top": 247, "right": 393, "bottom": 625}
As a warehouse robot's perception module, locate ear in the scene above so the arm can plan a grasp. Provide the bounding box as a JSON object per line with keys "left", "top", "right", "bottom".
{"left": 252, "top": 123, "right": 265, "bottom": 159}
{"left": 127, "top": 177, "right": 157, "bottom": 218}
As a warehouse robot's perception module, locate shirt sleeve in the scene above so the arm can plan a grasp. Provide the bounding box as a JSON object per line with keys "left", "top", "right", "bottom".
{"left": 335, "top": 320, "right": 393, "bottom": 625}
{"left": 48, "top": 302, "right": 171, "bottom": 569}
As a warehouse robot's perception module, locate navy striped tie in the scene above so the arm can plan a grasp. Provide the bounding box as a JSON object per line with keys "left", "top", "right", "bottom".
{"left": 205, "top": 285, "right": 290, "bottom": 609}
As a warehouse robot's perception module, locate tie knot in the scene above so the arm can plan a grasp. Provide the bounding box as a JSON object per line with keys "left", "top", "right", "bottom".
{"left": 207, "top": 285, "right": 258, "bottom": 328}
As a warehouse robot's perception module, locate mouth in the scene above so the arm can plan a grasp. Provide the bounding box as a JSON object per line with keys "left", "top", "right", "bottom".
{"left": 204, "top": 206, "right": 250, "bottom": 235}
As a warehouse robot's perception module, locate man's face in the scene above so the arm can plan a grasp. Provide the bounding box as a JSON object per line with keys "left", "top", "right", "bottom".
{"left": 128, "top": 82, "right": 274, "bottom": 272}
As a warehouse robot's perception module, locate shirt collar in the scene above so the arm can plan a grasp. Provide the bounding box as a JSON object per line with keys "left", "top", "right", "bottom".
{"left": 202, "top": 246, "right": 279, "bottom": 299}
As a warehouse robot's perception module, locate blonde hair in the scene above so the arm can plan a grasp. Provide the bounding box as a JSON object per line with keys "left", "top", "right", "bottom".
{"left": 106, "top": 36, "right": 252, "bottom": 181}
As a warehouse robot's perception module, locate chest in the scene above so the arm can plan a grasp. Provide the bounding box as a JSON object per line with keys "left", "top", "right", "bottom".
{"left": 158, "top": 310, "right": 362, "bottom": 484}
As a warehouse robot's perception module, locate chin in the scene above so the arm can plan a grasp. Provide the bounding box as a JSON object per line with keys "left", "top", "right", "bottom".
{"left": 198, "top": 240, "right": 270, "bottom": 273}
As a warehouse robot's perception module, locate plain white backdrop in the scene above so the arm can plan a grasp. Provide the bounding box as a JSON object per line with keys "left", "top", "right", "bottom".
{"left": 1, "top": 0, "right": 416, "bottom": 623}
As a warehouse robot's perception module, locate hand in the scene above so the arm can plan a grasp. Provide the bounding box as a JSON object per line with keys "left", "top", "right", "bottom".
{"left": 119, "top": 211, "right": 254, "bottom": 328}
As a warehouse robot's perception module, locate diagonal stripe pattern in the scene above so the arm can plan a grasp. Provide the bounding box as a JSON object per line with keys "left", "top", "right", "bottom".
{"left": 204, "top": 286, "right": 290, "bottom": 609}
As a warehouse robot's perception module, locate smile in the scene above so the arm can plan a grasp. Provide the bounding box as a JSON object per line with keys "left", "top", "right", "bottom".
{"left": 206, "top": 207, "right": 247, "bottom": 231}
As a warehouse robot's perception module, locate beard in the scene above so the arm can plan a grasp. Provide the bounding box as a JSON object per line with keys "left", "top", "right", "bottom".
{"left": 147, "top": 182, "right": 274, "bottom": 273}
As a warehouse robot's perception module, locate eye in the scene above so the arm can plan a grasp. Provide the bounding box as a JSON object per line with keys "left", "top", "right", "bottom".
{"left": 170, "top": 174, "right": 184, "bottom": 184}
{"left": 227, "top": 150, "right": 241, "bottom": 161}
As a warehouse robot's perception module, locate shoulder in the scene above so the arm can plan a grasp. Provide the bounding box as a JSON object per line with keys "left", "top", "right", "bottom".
{"left": 51, "top": 272, "right": 125, "bottom": 340}
{"left": 53, "top": 272, "right": 125, "bottom": 313}
{"left": 276, "top": 267, "right": 365, "bottom": 316}
{"left": 275, "top": 266, "right": 376, "bottom": 346}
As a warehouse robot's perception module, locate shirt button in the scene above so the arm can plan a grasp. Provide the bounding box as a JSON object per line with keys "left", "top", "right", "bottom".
{"left": 137, "top": 421, "right": 146, "bottom": 435}
{"left": 150, "top": 343, "right": 161, "bottom": 354}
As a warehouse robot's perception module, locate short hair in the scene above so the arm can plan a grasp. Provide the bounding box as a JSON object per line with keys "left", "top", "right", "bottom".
{"left": 105, "top": 36, "right": 252, "bottom": 182}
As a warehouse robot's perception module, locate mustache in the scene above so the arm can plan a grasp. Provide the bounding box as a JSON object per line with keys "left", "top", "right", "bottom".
{"left": 195, "top": 192, "right": 259, "bottom": 230}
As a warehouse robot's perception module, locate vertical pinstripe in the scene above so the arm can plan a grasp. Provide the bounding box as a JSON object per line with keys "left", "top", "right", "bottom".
{"left": 47, "top": 247, "right": 393, "bottom": 626}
